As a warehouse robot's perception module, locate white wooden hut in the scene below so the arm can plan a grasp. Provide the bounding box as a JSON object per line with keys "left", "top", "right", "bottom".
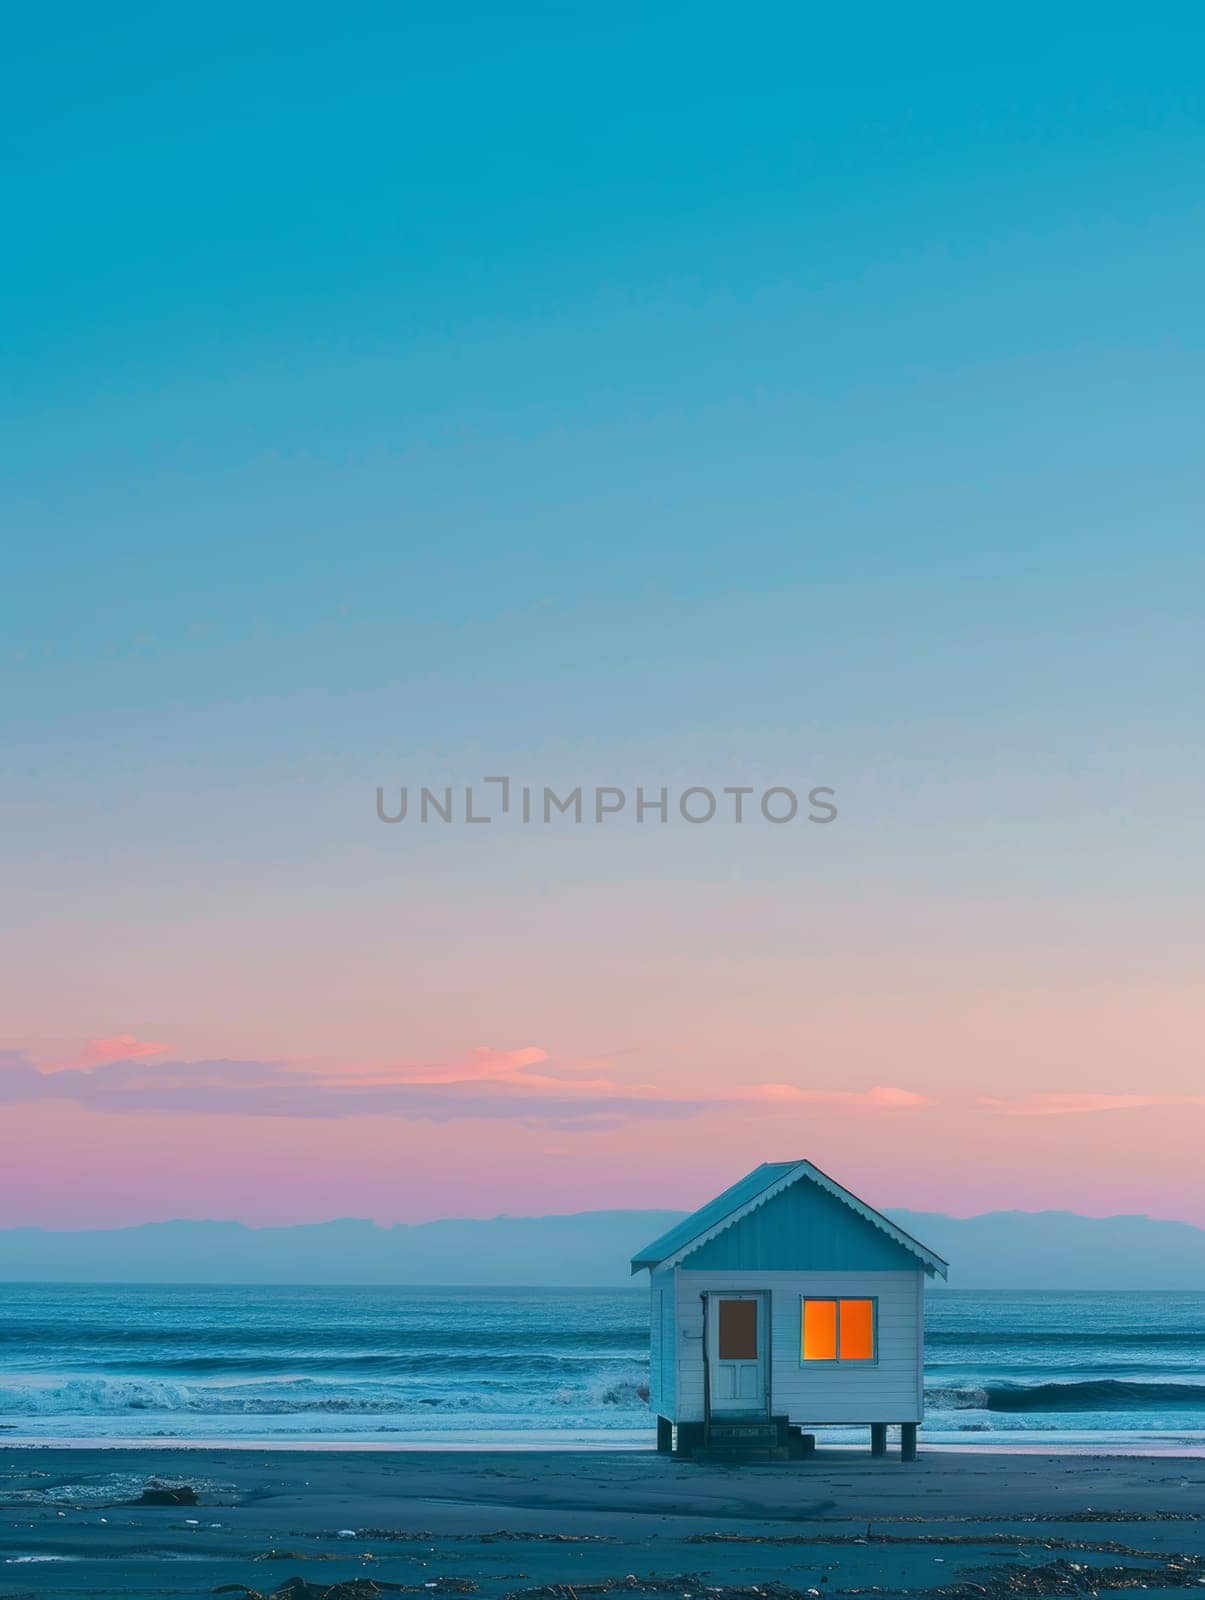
{"left": 631, "top": 1160, "right": 948, "bottom": 1460}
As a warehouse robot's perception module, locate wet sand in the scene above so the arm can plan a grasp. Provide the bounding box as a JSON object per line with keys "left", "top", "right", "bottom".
{"left": 1, "top": 1447, "right": 1203, "bottom": 1600}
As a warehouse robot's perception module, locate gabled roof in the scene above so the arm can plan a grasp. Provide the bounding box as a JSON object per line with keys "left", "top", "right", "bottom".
{"left": 630, "top": 1159, "right": 948, "bottom": 1278}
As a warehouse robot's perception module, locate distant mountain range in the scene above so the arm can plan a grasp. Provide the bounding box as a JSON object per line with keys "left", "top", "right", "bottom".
{"left": 0, "top": 1207, "right": 1201, "bottom": 1288}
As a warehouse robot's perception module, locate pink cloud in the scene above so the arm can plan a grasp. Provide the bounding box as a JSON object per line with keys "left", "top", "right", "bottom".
{"left": 360, "top": 1046, "right": 620, "bottom": 1094}
{"left": 0, "top": 1044, "right": 933, "bottom": 1128}
{"left": 739, "top": 1083, "right": 933, "bottom": 1108}
{"left": 0, "top": 1048, "right": 691, "bottom": 1127}
{"left": 979, "top": 1092, "right": 1205, "bottom": 1116}
{"left": 61, "top": 1034, "right": 171, "bottom": 1068}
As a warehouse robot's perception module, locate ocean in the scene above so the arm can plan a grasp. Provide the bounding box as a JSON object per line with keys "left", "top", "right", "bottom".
{"left": 0, "top": 1285, "right": 1201, "bottom": 1451}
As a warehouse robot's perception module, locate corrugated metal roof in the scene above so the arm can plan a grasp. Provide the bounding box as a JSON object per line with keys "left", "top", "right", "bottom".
{"left": 629, "top": 1162, "right": 801, "bottom": 1272}
{"left": 630, "top": 1159, "right": 949, "bottom": 1277}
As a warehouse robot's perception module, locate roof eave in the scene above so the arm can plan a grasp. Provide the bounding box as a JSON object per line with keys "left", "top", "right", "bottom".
{"left": 654, "top": 1160, "right": 815, "bottom": 1272}
{"left": 635, "top": 1159, "right": 950, "bottom": 1279}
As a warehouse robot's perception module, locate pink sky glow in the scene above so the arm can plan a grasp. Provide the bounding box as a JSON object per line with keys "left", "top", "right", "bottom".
{"left": 2, "top": 1013, "right": 1202, "bottom": 1229}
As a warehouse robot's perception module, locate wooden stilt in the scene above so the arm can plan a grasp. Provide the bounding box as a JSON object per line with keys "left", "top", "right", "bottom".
{"left": 656, "top": 1415, "right": 673, "bottom": 1454}
{"left": 870, "top": 1423, "right": 887, "bottom": 1457}
{"left": 674, "top": 1420, "right": 706, "bottom": 1457}
{"left": 900, "top": 1422, "right": 918, "bottom": 1462}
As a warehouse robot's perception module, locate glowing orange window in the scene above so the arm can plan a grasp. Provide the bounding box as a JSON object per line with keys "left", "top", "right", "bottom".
{"left": 802, "top": 1298, "right": 876, "bottom": 1362}
{"left": 839, "top": 1298, "right": 874, "bottom": 1360}
{"left": 802, "top": 1298, "right": 837, "bottom": 1361}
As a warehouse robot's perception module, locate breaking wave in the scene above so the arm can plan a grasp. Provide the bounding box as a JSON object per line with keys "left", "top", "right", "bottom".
{"left": 2, "top": 1285, "right": 1201, "bottom": 1445}
{"left": 927, "top": 1380, "right": 1205, "bottom": 1413}
{"left": 0, "top": 1369, "right": 650, "bottom": 1418}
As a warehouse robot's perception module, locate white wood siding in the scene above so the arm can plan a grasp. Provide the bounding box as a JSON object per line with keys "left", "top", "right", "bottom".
{"left": 672, "top": 1269, "right": 923, "bottom": 1425}
{"left": 648, "top": 1268, "right": 676, "bottom": 1417}
{"left": 648, "top": 1285, "right": 662, "bottom": 1414}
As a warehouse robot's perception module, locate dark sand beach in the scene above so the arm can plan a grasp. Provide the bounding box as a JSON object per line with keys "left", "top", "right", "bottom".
{"left": 2, "top": 1448, "right": 1203, "bottom": 1600}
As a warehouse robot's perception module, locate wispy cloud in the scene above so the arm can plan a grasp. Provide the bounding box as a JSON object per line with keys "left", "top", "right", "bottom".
{"left": 342, "top": 1046, "right": 619, "bottom": 1094}
{"left": 0, "top": 1050, "right": 686, "bottom": 1129}
{"left": 1, "top": 1043, "right": 934, "bottom": 1129}
{"left": 742, "top": 1083, "right": 933, "bottom": 1108}
{"left": 979, "top": 1092, "right": 1205, "bottom": 1117}
{"left": 59, "top": 1033, "right": 170, "bottom": 1068}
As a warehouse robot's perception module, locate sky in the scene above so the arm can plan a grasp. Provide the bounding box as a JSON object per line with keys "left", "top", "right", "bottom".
{"left": 3, "top": 2, "right": 1204, "bottom": 1230}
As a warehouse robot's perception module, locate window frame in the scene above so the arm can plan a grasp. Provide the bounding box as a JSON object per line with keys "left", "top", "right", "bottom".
{"left": 799, "top": 1295, "right": 879, "bottom": 1368}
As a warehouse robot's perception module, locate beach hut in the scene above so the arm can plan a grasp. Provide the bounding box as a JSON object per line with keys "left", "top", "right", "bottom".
{"left": 631, "top": 1160, "right": 948, "bottom": 1461}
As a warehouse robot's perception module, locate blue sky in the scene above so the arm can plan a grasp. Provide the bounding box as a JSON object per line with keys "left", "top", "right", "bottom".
{"left": 3, "top": 2, "right": 1205, "bottom": 1224}
{"left": 8, "top": 3, "right": 1203, "bottom": 862}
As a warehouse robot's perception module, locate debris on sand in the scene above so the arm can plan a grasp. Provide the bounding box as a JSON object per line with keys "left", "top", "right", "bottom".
{"left": 848, "top": 1555, "right": 1205, "bottom": 1599}
{"left": 307, "top": 1530, "right": 615, "bottom": 1545}
{"left": 887, "top": 1511, "right": 1203, "bottom": 1526}
{"left": 133, "top": 1484, "right": 199, "bottom": 1506}
{"left": 494, "top": 1554, "right": 1205, "bottom": 1600}
{"left": 216, "top": 1584, "right": 383, "bottom": 1600}
{"left": 501, "top": 1579, "right": 825, "bottom": 1600}
{"left": 216, "top": 1579, "right": 479, "bottom": 1600}
{"left": 686, "top": 1531, "right": 1182, "bottom": 1560}
{"left": 253, "top": 1550, "right": 377, "bottom": 1563}
{"left": 940, "top": 1556, "right": 1205, "bottom": 1598}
